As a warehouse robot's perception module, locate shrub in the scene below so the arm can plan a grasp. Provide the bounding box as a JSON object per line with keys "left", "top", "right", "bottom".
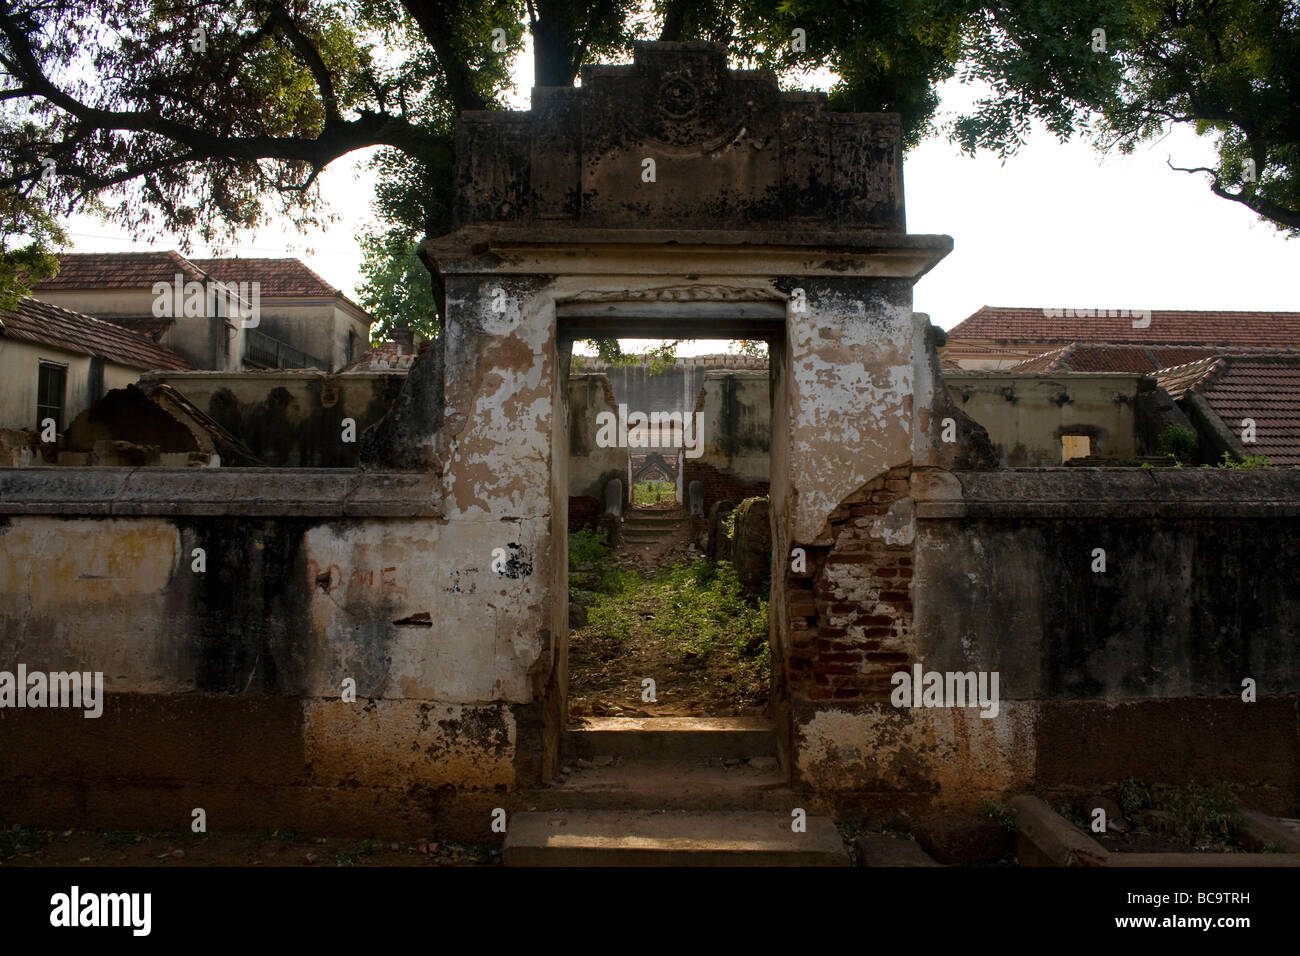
{"left": 1156, "top": 423, "right": 1198, "bottom": 462}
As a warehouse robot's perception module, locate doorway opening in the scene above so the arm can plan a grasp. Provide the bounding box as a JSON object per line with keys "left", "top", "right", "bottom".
{"left": 555, "top": 305, "right": 785, "bottom": 733}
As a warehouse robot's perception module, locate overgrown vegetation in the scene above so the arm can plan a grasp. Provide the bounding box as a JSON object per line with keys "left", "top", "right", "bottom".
{"left": 586, "top": 558, "right": 768, "bottom": 668}
{"left": 632, "top": 479, "right": 675, "bottom": 505}
{"left": 1118, "top": 777, "right": 1151, "bottom": 818}
{"left": 1156, "top": 423, "right": 1198, "bottom": 463}
{"left": 1115, "top": 778, "right": 1242, "bottom": 847}
{"left": 568, "top": 518, "right": 770, "bottom": 714}
{"left": 1217, "top": 452, "right": 1272, "bottom": 470}
{"left": 568, "top": 527, "right": 611, "bottom": 572}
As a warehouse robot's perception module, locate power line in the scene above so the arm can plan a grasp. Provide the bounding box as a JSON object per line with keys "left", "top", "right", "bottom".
{"left": 65, "top": 231, "right": 362, "bottom": 256}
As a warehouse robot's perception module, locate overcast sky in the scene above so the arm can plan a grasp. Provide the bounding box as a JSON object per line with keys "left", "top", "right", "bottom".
{"left": 62, "top": 45, "right": 1296, "bottom": 350}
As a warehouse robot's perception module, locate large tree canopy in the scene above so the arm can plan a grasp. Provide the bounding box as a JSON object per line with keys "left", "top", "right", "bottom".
{"left": 1, "top": 0, "right": 1296, "bottom": 338}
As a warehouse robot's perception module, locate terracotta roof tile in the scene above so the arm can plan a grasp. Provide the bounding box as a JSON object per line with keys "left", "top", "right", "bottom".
{"left": 0, "top": 297, "right": 194, "bottom": 371}
{"left": 1155, "top": 356, "right": 1224, "bottom": 399}
{"left": 35, "top": 251, "right": 209, "bottom": 289}
{"left": 1009, "top": 345, "right": 1077, "bottom": 372}
{"left": 950, "top": 306, "right": 1300, "bottom": 346}
{"left": 94, "top": 314, "right": 176, "bottom": 342}
{"left": 189, "top": 257, "right": 338, "bottom": 297}
{"left": 1198, "top": 358, "right": 1300, "bottom": 465}
{"left": 1008, "top": 344, "right": 1220, "bottom": 374}
{"left": 37, "top": 252, "right": 371, "bottom": 319}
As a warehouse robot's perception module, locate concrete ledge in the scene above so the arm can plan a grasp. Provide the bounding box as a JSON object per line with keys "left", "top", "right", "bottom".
{"left": 922, "top": 468, "right": 1300, "bottom": 519}
{"left": 0, "top": 468, "right": 443, "bottom": 517}
{"left": 1239, "top": 810, "right": 1300, "bottom": 853}
{"left": 1009, "top": 795, "right": 1109, "bottom": 867}
{"left": 854, "top": 832, "right": 942, "bottom": 867}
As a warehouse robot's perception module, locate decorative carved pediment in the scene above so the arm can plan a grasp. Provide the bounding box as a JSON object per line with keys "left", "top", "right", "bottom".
{"left": 454, "top": 42, "right": 903, "bottom": 234}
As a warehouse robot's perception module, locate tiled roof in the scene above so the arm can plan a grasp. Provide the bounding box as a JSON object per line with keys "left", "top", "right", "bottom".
{"left": 1156, "top": 355, "right": 1300, "bottom": 464}
{"left": 1008, "top": 344, "right": 1218, "bottom": 374}
{"left": 1009, "top": 345, "right": 1075, "bottom": 372}
{"left": 190, "top": 257, "right": 339, "bottom": 298}
{"left": 94, "top": 314, "right": 176, "bottom": 342}
{"left": 943, "top": 343, "right": 1045, "bottom": 356}
{"left": 950, "top": 306, "right": 1300, "bottom": 346}
{"left": 1155, "top": 357, "right": 1224, "bottom": 399}
{"left": 37, "top": 252, "right": 370, "bottom": 318}
{"left": 0, "top": 297, "right": 194, "bottom": 371}
{"left": 35, "top": 251, "right": 209, "bottom": 289}
{"left": 1193, "top": 359, "right": 1300, "bottom": 465}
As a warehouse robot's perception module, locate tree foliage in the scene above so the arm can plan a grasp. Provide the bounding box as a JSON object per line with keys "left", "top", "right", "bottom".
{"left": 0, "top": 186, "right": 66, "bottom": 311}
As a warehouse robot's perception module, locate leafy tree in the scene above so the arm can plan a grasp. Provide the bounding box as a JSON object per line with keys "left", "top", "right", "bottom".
{"left": 2, "top": 0, "right": 1296, "bottom": 326}
{"left": 357, "top": 232, "right": 439, "bottom": 342}
{"left": 951, "top": 0, "right": 1300, "bottom": 235}
{"left": 0, "top": 187, "right": 66, "bottom": 311}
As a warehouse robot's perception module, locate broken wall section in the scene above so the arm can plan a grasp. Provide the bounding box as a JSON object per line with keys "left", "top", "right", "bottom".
{"left": 790, "top": 468, "right": 1300, "bottom": 817}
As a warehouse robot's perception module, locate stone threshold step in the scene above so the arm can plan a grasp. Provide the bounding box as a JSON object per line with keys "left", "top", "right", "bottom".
{"left": 565, "top": 716, "right": 777, "bottom": 759}
{"left": 528, "top": 758, "right": 791, "bottom": 811}
{"left": 504, "top": 810, "right": 848, "bottom": 866}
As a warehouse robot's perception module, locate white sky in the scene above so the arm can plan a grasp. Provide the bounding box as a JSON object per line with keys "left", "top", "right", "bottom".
{"left": 61, "top": 42, "right": 1296, "bottom": 354}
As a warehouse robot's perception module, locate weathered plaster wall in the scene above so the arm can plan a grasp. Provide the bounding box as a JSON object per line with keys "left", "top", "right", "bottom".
{"left": 141, "top": 370, "right": 405, "bottom": 467}
{"left": 0, "top": 338, "right": 138, "bottom": 431}
{"left": 785, "top": 278, "right": 918, "bottom": 545}
{"left": 696, "top": 369, "right": 769, "bottom": 484}
{"left": 0, "top": 471, "right": 540, "bottom": 836}
{"left": 250, "top": 301, "right": 370, "bottom": 372}
{"left": 945, "top": 371, "right": 1140, "bottom": 466}
{"left": 567, "top": 371, "right": 627, "bottom": 500}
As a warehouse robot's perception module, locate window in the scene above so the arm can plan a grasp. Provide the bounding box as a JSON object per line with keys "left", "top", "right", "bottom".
{"left": 348, "top": 330, "right": 359, "bottom": 362}
{"left": 1061, "top": 434, "right": 1091, "bottom": 462}
{"left": 37, "top": 361, "right": 67, "bottom": 431}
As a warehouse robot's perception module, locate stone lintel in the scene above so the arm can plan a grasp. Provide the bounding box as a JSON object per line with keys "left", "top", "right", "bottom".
{"left": 421, "top": 228, "right": 953, "bottom": 280}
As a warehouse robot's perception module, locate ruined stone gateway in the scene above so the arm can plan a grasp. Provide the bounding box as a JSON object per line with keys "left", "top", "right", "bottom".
{"left": 1, "top": 43, "right": 1297, "bottom": 846}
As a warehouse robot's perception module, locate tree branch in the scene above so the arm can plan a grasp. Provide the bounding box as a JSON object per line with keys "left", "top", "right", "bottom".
{"left": 398, "top": 0, "right": 489, "bottom": 111}
{"left": 265, "top": 3, "right": 340, "bottom": 123}
{"left": 0, "top": 9, "right": 429, "bottom": 170}
{"left": 1167, "top": 158, "right": 1300, "bottom": 230}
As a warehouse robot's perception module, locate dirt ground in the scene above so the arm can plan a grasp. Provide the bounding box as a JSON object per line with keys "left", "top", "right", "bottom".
{"left": 0, "top": 825, "right": 500, "bottom": 867}
{"left": 568, "top": 624, "right": 768, "bottom": 718}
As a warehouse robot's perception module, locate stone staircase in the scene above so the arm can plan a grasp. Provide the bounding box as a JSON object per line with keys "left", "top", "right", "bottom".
{"left": 505, "top": 717, "right": 848, "bottom": 866}
{"left": 619, "top": 506, "right": 692, "bottom": 546}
